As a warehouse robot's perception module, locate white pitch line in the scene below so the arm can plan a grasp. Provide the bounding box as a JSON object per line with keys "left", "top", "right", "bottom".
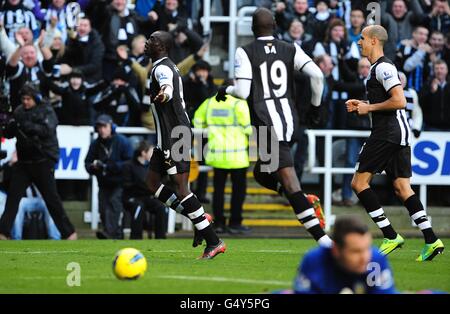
{"left": 159, "top": 275, "right": 291, "bottom": 286}
{"left": 0, "top": 250, "right": 80, "bottom": 254}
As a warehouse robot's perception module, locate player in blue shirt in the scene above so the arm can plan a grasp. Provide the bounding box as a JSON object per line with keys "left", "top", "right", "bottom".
{"left": 293, "top": 215, "right": 397, "bottom": 294}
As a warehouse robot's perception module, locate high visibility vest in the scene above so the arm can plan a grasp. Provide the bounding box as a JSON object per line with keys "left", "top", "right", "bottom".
{"left": 193, "top": 95, "right": 252, "bottom": 169}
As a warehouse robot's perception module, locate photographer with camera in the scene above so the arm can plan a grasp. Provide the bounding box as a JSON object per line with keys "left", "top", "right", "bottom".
{"left": 85, "top": 114, "right": 133, "bottom": 239}
{"left": 0, "top": 83, "right": 77, "bottom": 240}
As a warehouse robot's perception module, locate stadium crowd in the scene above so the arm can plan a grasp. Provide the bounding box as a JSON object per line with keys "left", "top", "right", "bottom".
{"left": 0, "top": 0, "right": 449, "bottom": 239}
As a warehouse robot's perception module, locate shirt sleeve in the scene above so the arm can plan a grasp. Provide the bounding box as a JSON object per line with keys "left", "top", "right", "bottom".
{"left": 294, "top": 43, "right": 313, "bottom": 71}
{"left": 154, "top": 64, "right": 174, "bottom": 101}
{"left": 234, "top": 47, "right": 252, "bottom": 80}
{"left": 375, "top": 62, "right": 401, "bottom": 93}
{"left": 154, "top": 64, "right": 174, "bottom": 88}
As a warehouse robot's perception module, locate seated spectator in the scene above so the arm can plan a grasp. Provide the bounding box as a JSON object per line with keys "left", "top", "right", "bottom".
{"left": 57, "top": 17, "right": 104, "bottom": 83}
{"left": 399, "top": 71, "right": 423, "bottom": 138}
{"left": 347, "top": 7, "right": 365, "bottom": 44}
{"left": 281, "top": 19, "right": 314, "bottom": 56}
{"left": 423, "top": 0, "right": 450, "bottom": 34}
{"left": 123, "top": 141, "right": 167, "bottom": 239}
{"left": 293, "top": 216, "right": 397, "bottom": 294}
{"left": 85, "top": 114, "right": 133, "bottom": 239}
{"left": 395, "top": 25, "right": 431, "bottom": 91}
{"left": 48, "top": 69, "right": 104, "bottom": 125}
{"left": 5, "top": 31, "right": 53, "bottom": 109}
{"left": 92, "top": 65, "right": 142, "bottom": 127}
{"left": 0, "top": 0, "right": 39, "bottom": 41}
{"left": 420, "top": 60, "right": 450, "bottom": 131}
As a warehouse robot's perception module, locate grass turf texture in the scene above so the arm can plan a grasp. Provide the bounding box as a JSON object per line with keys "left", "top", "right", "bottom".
{"left": 0, "top": 238, "right": 449, "bottom": 293}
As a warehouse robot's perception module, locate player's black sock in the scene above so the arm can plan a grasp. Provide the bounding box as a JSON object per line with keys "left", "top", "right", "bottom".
{"left": 180, "top": 193, "right": 220, "bottom": 246}
{"left": 404, "top": 194, "right": 438, "bottom": 244}
{"left": 357, "top": 188, "right": 397, "bottom": 239}
{"left": 286, "top": 191, "right": 332, "bottom": 247}
{"left": 154, "top": 184, "right": 184, "bottom": 212}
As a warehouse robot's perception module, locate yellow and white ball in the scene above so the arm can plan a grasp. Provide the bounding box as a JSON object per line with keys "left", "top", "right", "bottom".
{"left": 113, "top": 248, "right": 147, "bottom": 280}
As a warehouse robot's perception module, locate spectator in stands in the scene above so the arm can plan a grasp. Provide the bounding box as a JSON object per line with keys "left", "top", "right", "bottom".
{"left": 315, "top": 54, "right": 334, "bottom": 126}
{"left": 281, "top": 19, "right": 314, "bottom": 56}
{"left": 0, "top": 0, "right": 39, "bottom": 41}
{"left": 48, "top": 69, "right": 104, "bottom": 125}
{"left": 5, "top": 31, "right": 53, "bottom": 109}
{"left": 123, "top": 141, "right": 167, "bottom": 239}
{"left": 91, "top": 0, "right": 150, "bottom": 81}
{"left": 312, "top": 0, "right": 335, "bottom": 42}
{"left": 85, "top": 114, "right": 133, "bottom": 239}
{"left": 399, "top": 71, "right": 423, "bottom": 138}
{"left": 130, "top": 34, "right": 147, "bottom": 66}
{"left": 58, "top": 17, "right": 105, "bottom": 83}
{"left": 428, "top": 31, "right": 446, "bottom": 73}
{"left": 380, "top": 0, "right": 425, "bottom": 60}
{"left": 0, "top": 25, "right": 42, "bottom": 61}
{"left": 423, "top": 0, "right": 450, "bottom": 34}
{"left": 148, "top": 0, "right": 204, "bottom": 65}
{"left": 395, "top": 25, "right": 431, "bottom": 91}
{"left": 48, "top": 29, "right": 65, "bottom": 62}
{"left": 275, "top": 0, "right": 316, "bottom": 35}
{"left": 183, "top": 59, "right": 217, "bottom": 119}
{"left": 347, "top": 7, "right": 365, "bottom": 44}
{"left": 32, "top": 0, "right": 90, "bottom": 43}
{"left": 313, "top": 19, "right": 359, "bottom": 129}
{"left": 92, "top": 64, "right": 142, "bottom": 127}
{"left": 193, "top": 91, "right": 253, "bottom": 234}
{"left": 149, "top": 0, "right": 188, "bottom": 34}
{"left": 420, "top": 60, "right": 450, "bottom": 131}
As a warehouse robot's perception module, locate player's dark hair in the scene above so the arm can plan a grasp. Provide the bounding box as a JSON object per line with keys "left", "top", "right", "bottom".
{"left": 332, "top": 216, "right": 369, "bottom": 248}
{"left": 158, "top": 31, "right": 173, "bottom": 52}
{"left": 252, "top": 7, "right": 275, "bottom": 37}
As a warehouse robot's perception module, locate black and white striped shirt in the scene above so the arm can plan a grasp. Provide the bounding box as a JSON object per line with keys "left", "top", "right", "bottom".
{"left": 0, "top": 8, "right": 39, "bottom": 41}
{"left": 366, "top": 56, "right": 411, "bottom": 146}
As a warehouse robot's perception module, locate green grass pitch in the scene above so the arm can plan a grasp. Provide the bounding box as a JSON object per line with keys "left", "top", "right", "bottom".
{"left": 0, "top": 238, "right": 449, "bottom": 293}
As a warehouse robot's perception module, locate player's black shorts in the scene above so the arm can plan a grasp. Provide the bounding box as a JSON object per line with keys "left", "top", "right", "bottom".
{"left": 149, "top": 147, "right": 190, "bottom": 175}
{"left": 258, "top": 141, "right": 294, "bottom": 173}
{"left": 356, "top": 138, "right": 412, "bottom": 179}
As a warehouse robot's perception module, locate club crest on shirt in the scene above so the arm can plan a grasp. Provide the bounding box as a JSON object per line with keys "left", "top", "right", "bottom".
{"left": 382, "top": 70, "right": 393, "bottom": 80}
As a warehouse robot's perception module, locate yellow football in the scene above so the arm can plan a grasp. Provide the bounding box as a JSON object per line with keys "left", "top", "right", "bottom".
{"left": 113, "top": 248, "right": 147, "bottom": 280}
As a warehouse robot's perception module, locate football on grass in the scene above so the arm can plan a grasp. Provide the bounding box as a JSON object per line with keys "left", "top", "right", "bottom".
{"left": 113, "top": 248, "right": 147, "bottom": 280}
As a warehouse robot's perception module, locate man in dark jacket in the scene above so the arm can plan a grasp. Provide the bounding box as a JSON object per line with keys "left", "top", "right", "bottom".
{"left": 58, "top": 17, "right": 105, "bottom": 83}
{"left": 420, "top": 59, "right": 450, "bottom": 131}
{"left": 0, "top": 83, "right": 77, "bottom": 240}
{"left": 85, "top": 114, "right": 133, "bottom": 239}
{"left": 123, "top": 141, "right": 167, "bottom": 239}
